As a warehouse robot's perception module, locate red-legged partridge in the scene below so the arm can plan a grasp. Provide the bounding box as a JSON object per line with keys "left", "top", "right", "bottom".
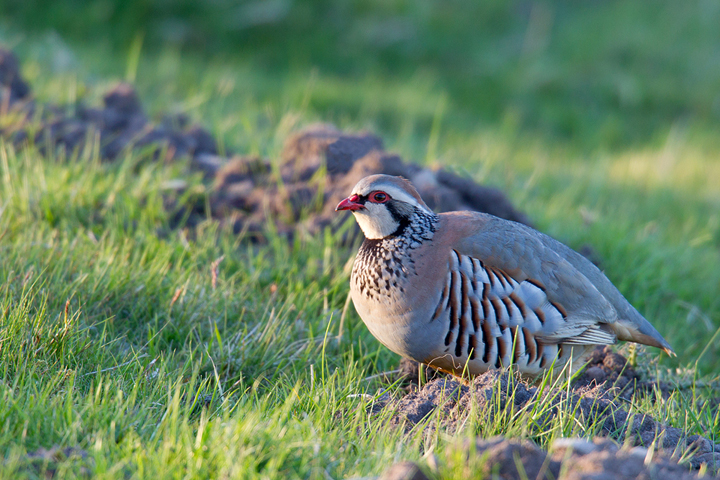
{"left": 336, "top": 174, "right": 674, "bottom": 377}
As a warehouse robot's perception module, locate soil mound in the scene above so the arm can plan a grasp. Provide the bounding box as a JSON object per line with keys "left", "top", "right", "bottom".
{"left": 0, "top": 48, "right": 530, "bottom": 241}
{"left": 376, "top": 354, "right": 720, "bottom": 474}
{"left": 1, "top": 50, "right": 217, "bottom": 162}
{"left": 398, "top": 345, "right": 676, "bottom": 401}
{"left": 378, "top": 436, "right": 716, "bottom": 480}
{"left": 177, "top": 123, "right": 533, "bottom": 240}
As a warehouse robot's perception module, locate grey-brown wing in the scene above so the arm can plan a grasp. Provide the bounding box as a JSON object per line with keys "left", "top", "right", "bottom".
{"left": 447, "top": 213, "right": 617, "bottom": 323}
{"left": 442, "top": 211, "right": 673, "bottom": 353}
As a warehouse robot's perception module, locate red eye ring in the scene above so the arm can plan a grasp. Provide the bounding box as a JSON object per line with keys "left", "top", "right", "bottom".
{"left": 369, "top": 191, "right": 389, "bottom": 203}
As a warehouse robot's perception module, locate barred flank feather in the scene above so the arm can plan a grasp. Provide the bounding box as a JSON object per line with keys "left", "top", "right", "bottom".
{"left": 430, "top": 250, "right": 605, "bottom": 376}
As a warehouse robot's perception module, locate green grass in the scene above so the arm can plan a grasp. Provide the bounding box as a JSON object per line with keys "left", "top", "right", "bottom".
{"left": 1, "top": 1, "right": 720, "bottom": 477}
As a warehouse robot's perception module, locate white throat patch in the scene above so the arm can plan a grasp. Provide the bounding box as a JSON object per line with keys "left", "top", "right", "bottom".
{"left": 352, "top": 203, "right": 398, "bottom": 239}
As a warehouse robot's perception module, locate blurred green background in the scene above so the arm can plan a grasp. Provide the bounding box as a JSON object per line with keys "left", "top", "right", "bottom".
{"left": 3, "top": 0, "right": 720, "bottom": 150}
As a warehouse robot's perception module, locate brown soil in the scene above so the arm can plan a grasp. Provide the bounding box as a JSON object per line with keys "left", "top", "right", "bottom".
{"left": 379, "top": 461, "right": 431, "bottom": 480}
{"left": 377, "top": 350, "right": 720, "bottom": 476}
{"left": 379, "top": 436, "right": 718, "bottom": 480}
{"left": 572, "top": 345, "right": 678, "bottom": 402}
{"left": 197, "top": 123, "right": 533, "bottom": 240}
{"left": 1, "top": 49, "right": 218, "bottom": 163}
{"left": 399, "top": 345, "right": 676, "bottom": 402}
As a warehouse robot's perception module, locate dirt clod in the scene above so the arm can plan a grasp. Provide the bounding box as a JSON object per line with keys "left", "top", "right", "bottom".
{"left": 570, "top": 346, "right": 679, "bottom": 403}
{"left": 468, "top": 436, "right": 561, "bottom": 480}
{"left": 379, "top": 461, "right": 430, "bottom": 480}
{"left": 0, "top": 49, "right": 31, "bottom": 106}
{"left": 378, "top": 436, "right": 717, "bottom": 479}
{"left": 433, "top": 169, "right": 532, "bottom": 225}
{"left": 19, "top": 446, "right": 93, "bottom": 478}
{"left": 554, "top": 439, "right": 710, "bottom": 480}
{"left": 280, "top": 124, "right": 385, "bottom": 181}
{"left": 550, "top": 437, "right": 598, "bottom": 456}
{"left": 582, "top": 366, "right": 608, "bottom": 384}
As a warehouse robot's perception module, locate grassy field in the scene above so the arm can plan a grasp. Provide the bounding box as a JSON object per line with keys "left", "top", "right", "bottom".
{"left": 1, "top": 1, "right": 720, "bottom": 478}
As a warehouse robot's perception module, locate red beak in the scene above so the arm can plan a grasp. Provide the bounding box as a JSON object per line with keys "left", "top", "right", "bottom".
{"left": 335, "top": 194, "right": 365, "bottom": 211}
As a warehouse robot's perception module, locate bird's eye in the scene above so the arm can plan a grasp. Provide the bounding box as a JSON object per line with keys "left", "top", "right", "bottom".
{"left": 371, "top": 192, "right": 388, "bottom": 203}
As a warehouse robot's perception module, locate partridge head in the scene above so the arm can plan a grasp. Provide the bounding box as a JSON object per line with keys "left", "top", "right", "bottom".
{"left": 336, "top": 174, "right": 674, "bottom": 378}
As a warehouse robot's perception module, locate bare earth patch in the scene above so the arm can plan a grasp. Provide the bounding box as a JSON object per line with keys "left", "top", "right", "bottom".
{"left": 14, "top": 446, "right": 93, "bottom": 479}
{"left": 371, "top": 349, "right": 720, "bottom": 477}
{"left": 377, "top": 436, "right": 716, "bottom": 480}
